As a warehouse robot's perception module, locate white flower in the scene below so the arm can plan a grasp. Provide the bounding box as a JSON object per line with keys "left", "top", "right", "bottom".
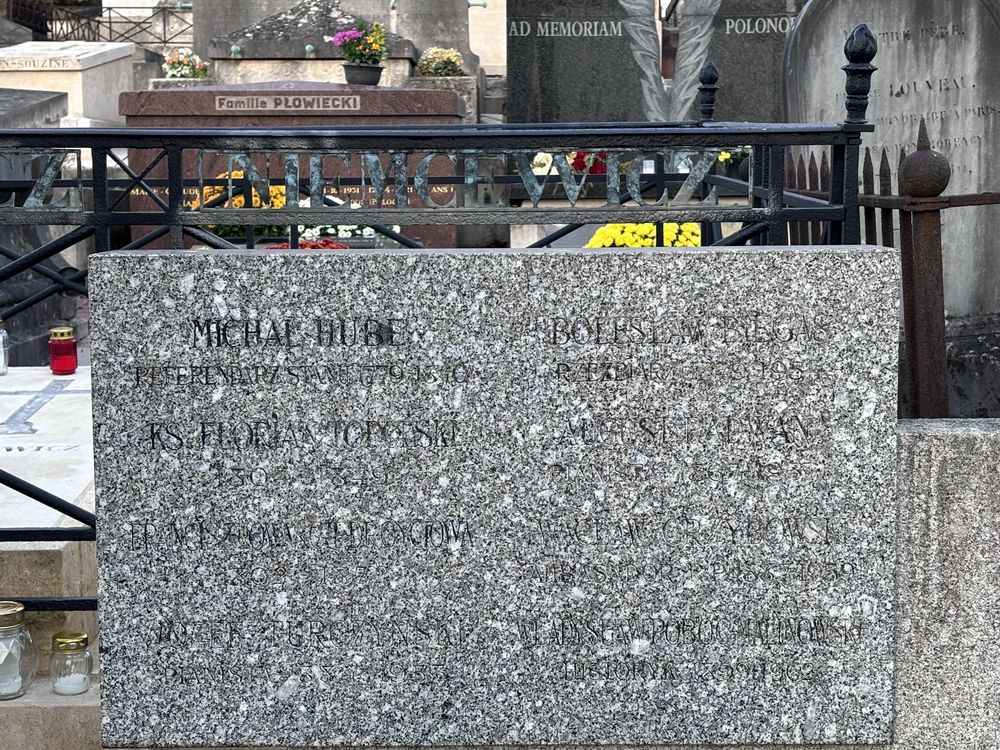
{"left": 531, "top": 152, "right": 553, "bottom": 175}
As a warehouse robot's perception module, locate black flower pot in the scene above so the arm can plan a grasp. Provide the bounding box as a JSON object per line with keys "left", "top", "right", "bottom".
{"left": 343, "top": 63, "right": 383, "bottom": 85}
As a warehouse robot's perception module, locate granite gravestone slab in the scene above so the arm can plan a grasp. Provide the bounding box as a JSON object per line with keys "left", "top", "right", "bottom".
{"left": 679, "top": 0, "right": 805, "bottom": 121}
{"left": 506, "top": 0, "right": 651, "bottom": 122}
{"left": 91, "top": 246, "right": 898, "bottom": 747}
{"left": 785, "top": 0, "right": 1000, "bottom": 333}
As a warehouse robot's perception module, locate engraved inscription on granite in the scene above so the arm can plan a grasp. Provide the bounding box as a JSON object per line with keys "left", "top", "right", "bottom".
{"left": 506, "top": 0, "right": 648, "bottom": 122}
{"left": 214, "top": 94, "right": 362, "bottom": 111}
{"left": 90, "top": 247, "right": 899, "bottom": 747}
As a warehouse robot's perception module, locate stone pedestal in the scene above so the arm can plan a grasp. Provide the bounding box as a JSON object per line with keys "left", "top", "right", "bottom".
{"left": 0, "top": 677, "right": 100, "bottom": 750}
{"left": 148, "top": 77, "right": 219, "bottom": 90}
{"left": 0, "top": 42, "right": 135, "bottom": 125}
{"left": 403, "top": 74, "right": 478, "bottom": 123}
{"left": 211, "top": 58, "right": 414, "bottom": 88}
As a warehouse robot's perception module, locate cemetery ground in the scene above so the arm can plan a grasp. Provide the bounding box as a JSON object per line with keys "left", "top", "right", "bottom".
{"left": 3, "top": 2, "right": 1000, "bottom": 749}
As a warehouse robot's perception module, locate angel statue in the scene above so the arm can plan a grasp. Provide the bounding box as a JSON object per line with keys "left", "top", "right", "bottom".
{"left": 618, "top": 0, "right": 723, "bottom": 121}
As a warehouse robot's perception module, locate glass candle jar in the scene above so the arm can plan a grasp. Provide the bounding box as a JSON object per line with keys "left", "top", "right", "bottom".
{"left": 0, "top": 601, "right": 38, "bottom": 700}
{"left": 48, "top": 326, "right": 77, "bottom": 376}
{"left": 49, "top": 632, "right": 92, "bottom": 695}
{"left": 0, "top": 318, "right": 8, "bottom": 376}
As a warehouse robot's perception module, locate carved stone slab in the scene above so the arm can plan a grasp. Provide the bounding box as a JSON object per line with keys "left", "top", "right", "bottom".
{"left": 785, "top": 0, "right": 1000, "bottom": 330}
{"left": 0, "top": 41, "right": 134, "bottom": 71}
{"left": 90, "top": 246, "right": 898, "bottom": 747}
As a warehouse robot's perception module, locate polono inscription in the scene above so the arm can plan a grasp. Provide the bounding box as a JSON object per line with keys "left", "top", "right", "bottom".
{"left": 90, "top": 246, "right": 898, "bottom": 747}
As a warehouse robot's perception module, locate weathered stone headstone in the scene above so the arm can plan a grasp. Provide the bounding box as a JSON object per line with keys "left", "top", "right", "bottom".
{"left": 506, "top": 0, "right": 650, "bottom": 122}
{"left": 679, "top": 0, "right": 805, "bottom": 121}
{"left": 339, "top": 0, "right": 480, "bottom": 73}
{"left": 785, "top": 0, "right": 1000, "bottom": 335}
{"left": 0, "top": 41, "right": 134, "bottom": 125}
{"left": 208, "top": 0, "right": 417, "bottom": 88}
{"left": 192, "top": 0, "right": 291, "bottom": 58}
{"left": 91, "top": 245, "right": 898, "bottom": 747}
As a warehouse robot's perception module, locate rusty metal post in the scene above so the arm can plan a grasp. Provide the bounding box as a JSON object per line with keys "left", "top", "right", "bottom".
{"left": 898, "top": 119, "right": 951, "bottom": 418}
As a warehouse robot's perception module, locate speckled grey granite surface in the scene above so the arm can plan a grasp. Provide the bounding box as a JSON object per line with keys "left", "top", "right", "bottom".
{"left": 89, "top": 247, "right": 898, "bottom": 747}
{"left": 894, "top": 420, "right": 1000, "bottom": 750}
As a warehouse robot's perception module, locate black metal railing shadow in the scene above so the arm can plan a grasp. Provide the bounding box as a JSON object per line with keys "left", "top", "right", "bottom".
{"left": 0, "top": 25, "right": 879, "bottom": 613}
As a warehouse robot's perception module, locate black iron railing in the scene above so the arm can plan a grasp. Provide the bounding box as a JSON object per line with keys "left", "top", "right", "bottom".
{"left": 6, "top": 0, "right": 193, "bottom": 45}
{"left": 0, "top": 25, "right": 879, "bottom": 613}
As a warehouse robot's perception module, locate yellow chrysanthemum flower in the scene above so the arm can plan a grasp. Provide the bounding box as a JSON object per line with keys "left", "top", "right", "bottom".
{"left": 584, "top": 221, "right": 701, "bottom": 249}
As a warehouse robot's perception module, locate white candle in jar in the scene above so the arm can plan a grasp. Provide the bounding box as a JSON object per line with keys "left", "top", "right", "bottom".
{"left": 0, "top": 673, "right": 23, "bottom": 696}
{"left": 53, "top": 673, "right": 89, "bottom": 695}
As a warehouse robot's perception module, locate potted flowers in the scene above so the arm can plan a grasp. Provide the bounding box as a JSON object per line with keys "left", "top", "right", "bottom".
{"left": 416, "top": 47, "right": 464, "bottom": 77}
{"left": 326, "top": 21, "right": 387, "bottom": 85}
{"left": 162, "top": 48, "right": 210, "bottom": 79}
{"left": 150, "top": 48, "right": 213, "bottom": 89}
{"left": 717, "top": 147, "right": 752, "bottom": 180}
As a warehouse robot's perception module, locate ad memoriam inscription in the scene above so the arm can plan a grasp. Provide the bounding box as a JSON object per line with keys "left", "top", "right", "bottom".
{"left": 91, "top": 248, "right": 898, "bottom": 747}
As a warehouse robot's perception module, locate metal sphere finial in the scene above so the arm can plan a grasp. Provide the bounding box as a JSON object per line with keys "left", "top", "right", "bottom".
{"left": 899, "top": 118, "right": 951, "bottom": 197}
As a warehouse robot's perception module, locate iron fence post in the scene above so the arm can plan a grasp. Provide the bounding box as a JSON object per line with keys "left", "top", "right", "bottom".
{"left": 92, "top": 146, "right": 110, "bottom": 254}
{"left": 898, "top": 119, "right": 952, "bottom": 418}
{"left": 698, "top": 61, "right": 719, "bottom": 124}
{"left": 841, "top": 24, "right": 878, "bottom": 245}
{"left": 167, "top": 146, "right": 184, "bottom": 248}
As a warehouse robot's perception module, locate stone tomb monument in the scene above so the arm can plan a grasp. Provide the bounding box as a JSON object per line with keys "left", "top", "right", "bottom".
{"left": 0, "top": 41, "right": 134, "bottom": 125}
{"left": 208, "top": 0, "right": 417, "bottom": 88}
{"left": 90, "top": 245, "right": 898, "bottom": 747}
{"left": 506, "top": 0, "right": 803, "bottom": 123}
{"left": 338, "top": 0, "right": 480, "bottom": 74}
{"left": 785, "top": 0, "right": 1000, "bottom": 338}
{"left": 192, "top": 0, "right": 291, "bottom": 58}
{"left": 677, "top": 0, "right": 806, "bottom": 121}
{"left": 506, "top": 0, "right": 651, "bottom": 122}
{"left": 119, "top": 81, "right": 462, "bottom": 248}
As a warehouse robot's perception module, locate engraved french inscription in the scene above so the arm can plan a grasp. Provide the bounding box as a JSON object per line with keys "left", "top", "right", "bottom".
{"left": 90, "top": 247, "right": 898, "bottom": 747}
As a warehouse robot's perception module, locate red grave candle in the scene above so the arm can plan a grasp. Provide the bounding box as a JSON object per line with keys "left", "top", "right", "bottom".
{"left": 49, "top": 327, "right": 77, "bottom": 375}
